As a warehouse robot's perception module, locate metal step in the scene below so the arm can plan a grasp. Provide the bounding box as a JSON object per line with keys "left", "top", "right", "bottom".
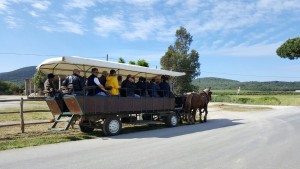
{"left": 48, "top": 128, "right": 66, "bottom": 131}
{"left": 49, "top": 114, "right": 79, "bottom": 131}
{"left": 55, "top": 119, "right": 71, "bottom": 123}
{"left": 61, "top": 112, "right": 73, "bottom": 116}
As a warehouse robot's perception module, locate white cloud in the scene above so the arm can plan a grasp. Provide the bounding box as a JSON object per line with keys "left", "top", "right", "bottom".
{"left": 122, "top": 17, "right": 166, "bottom": 40}
{"left": 4, "top": 16, "right": 20, "bottom": 28}
{"left": 59, "top": 21, "right": 85, "bottom": 35}
{"left": 124, "top": 0, "right": 159, "bottom": 6}
{"left": 256, "top": 0, "right": 300, "bottom": 12}
{"left": 94, "top": 16, "right": 124, "bottom": 37}
{"left": 0, "top": 0, "right": 9, "bottom": 13}
{"left": 165, "top": 0, "right": 181, "bottom": 6}
{"left": 31, "top": 1, "right": 51, "bottom": 11}
{"left": 201, "top": 42, "right": 282, "bottom": 57}
{"left": 41, "top": 25, "right": 53, "bottom": 32}
{"left": 29, "top": 11, "right": 38, "bottom": 17}
{"left": 64, "top": 0, "right": 96, "bottom": 10}
{"left": 41, "top": 21, "right": 85, "bottom": 35}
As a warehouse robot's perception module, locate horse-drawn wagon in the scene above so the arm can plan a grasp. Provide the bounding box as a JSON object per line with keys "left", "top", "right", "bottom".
{"left": 37, "top": 56, "right": 186, "bottom": 136}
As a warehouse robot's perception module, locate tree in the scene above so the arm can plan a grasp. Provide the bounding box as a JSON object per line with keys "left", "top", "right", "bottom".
{"left": 118, "top": 57, "right": 125, "bottom": 63}
{"left": 33, "top": 71, "right": 46, "bottom": 89}
{"left": 119, "top": 57, "right": 149, "bottom": 67}
{"left": 129, "top": 60, "right": 136, "bottom": 65}
{"left": 0, "top": 81, "right": 23, "bottom": 95}
{"left": 137, "top": 59, "right": 149, "bottom": 67}
{"left": 276, "top": 37, "right": 300, "bottom": 60}
{"left": 160, "top": 26, "right": 200, "bottom": 94}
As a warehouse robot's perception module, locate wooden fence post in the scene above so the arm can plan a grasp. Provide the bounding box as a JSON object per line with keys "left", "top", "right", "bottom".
{"left": 20, "top": 97, "right": 25, "bottom": 133}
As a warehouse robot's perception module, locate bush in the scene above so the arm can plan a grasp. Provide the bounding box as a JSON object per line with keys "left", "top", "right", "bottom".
{"left": 0, "top": 81, "right": 24, "bottom": 95}
{"left": 213, "top": 95, "right": 232, "bottom": 102}
{"left": 256, "top": 97, "right": 281, "bottom": 105}
{"left": 236, "top": 98, "right": 253, "bottom": 104}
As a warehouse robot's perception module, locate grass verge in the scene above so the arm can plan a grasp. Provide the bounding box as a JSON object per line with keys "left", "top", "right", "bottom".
{"left": 0, "top": 123, "right": 167, "bottom": 151}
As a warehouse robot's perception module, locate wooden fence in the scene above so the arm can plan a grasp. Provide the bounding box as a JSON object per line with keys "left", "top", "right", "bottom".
{"left": 0, "top": 98, "right": 50, "bottom": 133}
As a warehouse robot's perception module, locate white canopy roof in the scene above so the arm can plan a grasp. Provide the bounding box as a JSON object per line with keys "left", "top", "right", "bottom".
{"left": 37, "top": 56, "right": 185, "bottom": 78}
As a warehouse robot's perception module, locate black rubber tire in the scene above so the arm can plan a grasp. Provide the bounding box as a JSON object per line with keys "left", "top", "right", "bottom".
{"left": 165, "top": 113, "right": 178, "bottom": 127}
{"left": 103, "top": 116, "right": 122, "bottom": 136}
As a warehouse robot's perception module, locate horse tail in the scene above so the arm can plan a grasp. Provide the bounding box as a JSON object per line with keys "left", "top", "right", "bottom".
{"left": 185, "top": 93, "right": 193, "bottom": 114}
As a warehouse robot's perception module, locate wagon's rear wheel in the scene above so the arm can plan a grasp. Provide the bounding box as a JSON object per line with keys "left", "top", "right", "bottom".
{"left": 79, "top": 119, "right": 95, "bottom": 133}
{"left": 103, "top": 116, "right": 122, "bottom": 136}
{"left": 165, "top": 112, "right": 178, "bottom": 127}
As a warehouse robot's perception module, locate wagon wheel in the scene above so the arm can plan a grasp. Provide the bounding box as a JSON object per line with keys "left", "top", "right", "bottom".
{"left": 165, "top": 112, "right": 178, "bottom": 127}
{"left": 79, "top": 119, "right": 95, "bottom": 133}
{"left": 103, "top": 116, "right": 122, "bottom": 136}
{"left": 176, "top": 109, "right": 184, "bottom": 124}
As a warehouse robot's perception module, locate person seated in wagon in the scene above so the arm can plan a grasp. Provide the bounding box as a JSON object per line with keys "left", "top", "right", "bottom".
{"left": 61, "top": 69, "right": 85, "bottom": 95}
{"left": 121, "top": 74, "right": 140, "bottom": 98}
{"left": 159, "top": 75, "right": 171, "bottom": 97}
{"left": 87, "top": 68, "right": 110, "bottom": 96}
{"left": 148, "top": 78, "right": 160, "bottom": 97}
{"left": 135, "top": 76, "right": 147, "bottom": 97}
{"left": 105, "top": 69, "right": 119, "bottom": 96}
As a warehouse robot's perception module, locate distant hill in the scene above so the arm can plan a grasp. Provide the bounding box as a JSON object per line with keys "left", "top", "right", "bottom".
{"left": 193, "top": 77, "right": 300, "bottom": 91}
{"left": 0, "top": 66, "right": 36, "bottom": 84}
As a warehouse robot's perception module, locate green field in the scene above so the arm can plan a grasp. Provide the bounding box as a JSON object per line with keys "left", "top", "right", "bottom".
{"left": 212, "top": 90, "right": 300, "bottom": 106}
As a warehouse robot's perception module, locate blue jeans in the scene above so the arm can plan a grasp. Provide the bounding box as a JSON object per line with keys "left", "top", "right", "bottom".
{"left": 96, "top": 92, "right": 107, "bottom": 96}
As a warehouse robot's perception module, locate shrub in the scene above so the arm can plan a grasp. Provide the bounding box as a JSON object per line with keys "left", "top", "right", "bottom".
{"left": 236, "top": 98, "right": 253, "bottom": 104}
{"left": 256, "top": 97, "right": 281, "bottom": 105}
{"left": 213, "top": 95, "right": 232, "bottom": 102}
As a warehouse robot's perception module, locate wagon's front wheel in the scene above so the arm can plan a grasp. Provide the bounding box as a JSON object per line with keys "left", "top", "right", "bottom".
{"left": 103, "top": 116, "right": 122, "bottom": 136}
{"left": 165, "top": 113, "right": 178, "bottom": 127}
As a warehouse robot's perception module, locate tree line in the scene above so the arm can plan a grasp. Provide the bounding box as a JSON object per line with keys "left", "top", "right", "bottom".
{"left": 0, "top": 81, "right": 24, "bottom": 95}
{"left": 194, "top": 77, "right": 300, "bottom": 91}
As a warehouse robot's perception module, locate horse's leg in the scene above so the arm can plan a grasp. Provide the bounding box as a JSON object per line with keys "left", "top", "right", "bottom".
{"left": 185, "top": 111, "right": 191, "bottom": 124}
{"left": 186, "top": 112, "right": 190, "bottom": 124}
{"left": 191, "top": 109, "right": 196, "bottom": 124}
{"left": 199, "top": 108, "right": 203, "bottom": 123}
{"left": 203, "top": 106, "right": 208, "bottom": 122}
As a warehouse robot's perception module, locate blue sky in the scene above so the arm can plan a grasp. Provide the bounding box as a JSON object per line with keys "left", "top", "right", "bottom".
{"left": 0, "top": 0, "right": 300, "bottom": 82}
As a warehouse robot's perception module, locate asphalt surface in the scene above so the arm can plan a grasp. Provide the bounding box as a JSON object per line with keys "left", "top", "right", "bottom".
{"left": 0, "top": 105, "right": 300, "bottom": 169}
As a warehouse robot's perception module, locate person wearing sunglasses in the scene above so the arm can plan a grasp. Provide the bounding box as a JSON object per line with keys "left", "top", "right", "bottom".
{"left": 86, "top": 68, "right": 109, "bottom": 96}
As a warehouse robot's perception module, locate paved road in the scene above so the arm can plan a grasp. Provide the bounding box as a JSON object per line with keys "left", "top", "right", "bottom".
{"left": 1, "top": 105, "right": 299, "bottom": 169}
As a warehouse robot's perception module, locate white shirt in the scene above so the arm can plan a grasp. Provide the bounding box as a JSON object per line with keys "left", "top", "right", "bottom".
{"left": 94, "top": 77, "right": 101, "bottom": 85}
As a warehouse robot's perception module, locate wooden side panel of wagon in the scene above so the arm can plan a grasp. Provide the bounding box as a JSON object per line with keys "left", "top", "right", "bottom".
{"left": 63, "top": 95, "right": 175, "bottom": 115}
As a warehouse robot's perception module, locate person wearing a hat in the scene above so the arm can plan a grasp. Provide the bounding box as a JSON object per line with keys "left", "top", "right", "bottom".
{"left": 44, "top": 73, "right": 57, "bottom": 122}
{"left": 44, "top": 73, "right": 56, "bottom": 97}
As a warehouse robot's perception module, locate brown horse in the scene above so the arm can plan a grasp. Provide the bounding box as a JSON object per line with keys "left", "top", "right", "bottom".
{"left": 184, "top": 88, "right": 212, "bottom": 124}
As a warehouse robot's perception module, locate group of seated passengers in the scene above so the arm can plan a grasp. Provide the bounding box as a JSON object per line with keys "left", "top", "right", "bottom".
{"left": 120, "top": 75, "right": 172, "bottom": 98}
{"left": 60, "top": 67, "right": 172, "bottom": 97}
